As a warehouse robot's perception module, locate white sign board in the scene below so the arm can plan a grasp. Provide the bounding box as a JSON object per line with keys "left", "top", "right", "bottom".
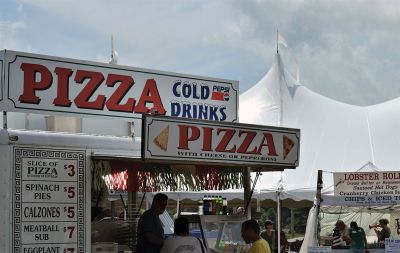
{"left": 142, "top": 115, "right": 300, "bottom": 168}
{"left": 385, "top": 238, "right": 400, "bottom": 253}
{"left": 307, "top": 246, "right": 332, "bottom": 253}
{"left": 12, "top": 147, "right": 86, "bottom": 253}
{"left": 333, "top": 171, "right": 400, "bottom": 205}
{"left": 1, "top": 50, "right": 238, "bottom": 122}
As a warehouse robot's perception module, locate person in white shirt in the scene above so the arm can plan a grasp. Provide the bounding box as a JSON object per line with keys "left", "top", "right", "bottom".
{"left": 161, "top": 217, "right": 205, "bottom": 253}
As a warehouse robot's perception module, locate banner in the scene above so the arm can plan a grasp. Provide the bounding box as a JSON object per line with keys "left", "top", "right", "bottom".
{"left": 333, "top": 171, "right": 400, "bottom": 205}
{"left": 1, "top": 50, "right": 238, "bottom": 122}
{"left": 142, "top": 115, "right": 300, "bottom": 168}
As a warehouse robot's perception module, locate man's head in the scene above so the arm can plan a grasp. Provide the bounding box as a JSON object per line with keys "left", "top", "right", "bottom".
{"left": 264, "top": 220, "right": 273, "bottom": 230}
{"left": 174, "top": 217, "right": 189, "bottom": 236}
{"left": 241, "top": 219, "right": 261, "bottom": 244}
{"left": 151, "top": 193, "right": 168, "bottom": 215}
{"left": 379, "top": 218, "right": 389, "bottom": 227}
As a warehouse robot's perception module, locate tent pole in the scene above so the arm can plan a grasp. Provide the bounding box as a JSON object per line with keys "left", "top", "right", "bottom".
{"left": 177, "top": 196, "right": 180, "bottom": 216}
{"left": 277, "top": 190, "right": 281, "bottom": 253}
{"left": 3, "top": 111, "right": 7, "bottom": 129}
{"left": 315, "top": 170, "right": 323, "bottom": 245}
{"left": 243, "top": 167, "right": 251, "bottom": 218}
{"left": 290, "top": 208, "right": 295, "bottom": 237}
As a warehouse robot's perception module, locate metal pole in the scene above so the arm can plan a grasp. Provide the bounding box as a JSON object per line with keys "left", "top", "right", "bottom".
{"left": 290, "top": 208, "right": 295, "bottom": 237}
{"left": 277, "top": 191, "right": 281, "bottom": 253}
{"left": 315, "top": 170, "right": 323, "bottom": 245}
{"left": 243, "top": 167, "right": 251, "bottom": 219}
{"left": 25, "top": 113, "right": 30, "bottom": 130}
{"left": 177, "top": 196, "right": 180, "bottom": 215}
{"left": 128, "top": 191, "right": 137, "bottom": 250}
{"left": 3, "top": 111, "right": 7, "bottom": 129}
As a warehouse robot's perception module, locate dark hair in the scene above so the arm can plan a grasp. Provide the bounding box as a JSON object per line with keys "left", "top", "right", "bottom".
{"left": 153, "top": 193, "right": 168, "bottom": 204}
{"left": 379, "top": 218, "right": 389, "bottom": 225}
{"left": 174, "top": 217, "right": 189, "bottom": 235}
{"left": 350, "top": 221, "right": 360, "bottom": 231}
{"left": 242, "top": 219, "right": 260, "bottom": 234}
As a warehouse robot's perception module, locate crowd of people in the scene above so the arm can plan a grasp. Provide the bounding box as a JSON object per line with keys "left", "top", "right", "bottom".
{"left": 136, "top": 193, "right": 288, "bottom": 253}
{"left": 331, "top": 218, "right": 391, "bottom": 252}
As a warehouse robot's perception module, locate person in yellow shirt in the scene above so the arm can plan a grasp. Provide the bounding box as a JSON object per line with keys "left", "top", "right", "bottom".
{"left": 241, "top": 219, "right": 271, "bottom": 253}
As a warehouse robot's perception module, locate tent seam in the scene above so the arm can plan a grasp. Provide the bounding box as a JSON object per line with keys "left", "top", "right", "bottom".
{"left": 365, "top": 110, "right": 376, "bottom": 164}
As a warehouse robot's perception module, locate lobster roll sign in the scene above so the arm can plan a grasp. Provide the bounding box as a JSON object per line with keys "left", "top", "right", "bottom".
{"left": 333, "top": 171, "right": 400, "bottom": 206}
{"left": 142, "top": 115, "right": 300, "bottom": 169}
{"left": 0, "top": 50, "right": 238, "bottom": 122}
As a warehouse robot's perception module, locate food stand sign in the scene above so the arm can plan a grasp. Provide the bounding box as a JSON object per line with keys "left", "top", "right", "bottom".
{"left": 12, "top": 147, "right": 86, "bottom": 253}
{"left": 142, "top": 115, "right": 300, "bottom": 168}
{"left": 0, "top": 50, "right": 238, "bottom": 122}
{"left": 385, "top": 239, "right": 400, "bottom": 253}
{"left": 333, "top": 171, "right": 400, "bottom": 205}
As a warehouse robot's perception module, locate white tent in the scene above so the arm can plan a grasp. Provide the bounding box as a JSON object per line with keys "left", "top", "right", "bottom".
{"left": 146, "top": 188, "right": 315, "bottom": 205}
{"left": 240, "top": 53, "right": 400, "bottom": 190}
{"left": 240, "top": 52, "right": 400, "bottom": 252}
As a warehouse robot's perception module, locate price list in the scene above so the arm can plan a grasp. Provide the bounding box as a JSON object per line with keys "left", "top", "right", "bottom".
{"left": 12, "top": 148, "right": 86, "bottom": 253}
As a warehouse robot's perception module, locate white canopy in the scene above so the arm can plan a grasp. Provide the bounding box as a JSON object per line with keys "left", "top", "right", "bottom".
{"left": 240, "top": 53, "right": 400, "bottom": 190}
{"left": 146, "top": 188, "right": 315, "bottom": 204}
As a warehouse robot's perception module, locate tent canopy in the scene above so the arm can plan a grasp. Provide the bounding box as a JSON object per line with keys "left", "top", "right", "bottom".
{"left": 146, "top": 188, "right": 314, "bottom": 209}
{"left": 240, "top": 53, "right": 400, "bottom": 190}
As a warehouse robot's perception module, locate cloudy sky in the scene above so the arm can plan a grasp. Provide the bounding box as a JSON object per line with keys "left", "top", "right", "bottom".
{"left": 1, "top": 0, "right": 400, "bottom": 106}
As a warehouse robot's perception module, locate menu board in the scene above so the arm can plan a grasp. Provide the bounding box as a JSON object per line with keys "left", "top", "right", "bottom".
{"left": 386, "top": 238, "right": 400, "bottom": 253}
{"left": 12, "top": 147, "right": 86, "bottom": 253}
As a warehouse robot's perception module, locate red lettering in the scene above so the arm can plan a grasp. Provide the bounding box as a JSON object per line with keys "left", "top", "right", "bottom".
{"left": 215, "top": 129, "right": 236, "bottom": 153}
{"left": 53, "top": 67, "right": 73, "bottom": 107}
{"left": 105, "top": 74, "right": 135, "bottom": 112}
{"left": 73, "top": 70, "right": 105, "bottom": 110}
{"left": 17, "top": 65, "right": 169, "bottom": 115}
{"left": 178, "top": 125, "right": 200, "bottom": 150}
{"left": 19, "top": 63, "right": 52, "bottom": 104}
{"left": 135, "top": 79, "right": 166, "bottom": 114}
{"left": 257, "top": 133, "right": 277, "bottom": 156}
{"left": 201, "top": 127, "right": 213, "bottom": 151}
{"left": 237, "top": 130, "right": 258, "bottom": 154}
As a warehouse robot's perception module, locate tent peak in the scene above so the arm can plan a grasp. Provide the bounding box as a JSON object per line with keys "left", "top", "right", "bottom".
{"left": 356, "top": 161, "right": 380, "bottom": 172}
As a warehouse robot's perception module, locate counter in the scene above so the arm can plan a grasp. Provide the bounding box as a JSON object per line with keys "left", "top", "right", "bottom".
{"left": 181, "top": 214, "right": 247, "bottom": 253}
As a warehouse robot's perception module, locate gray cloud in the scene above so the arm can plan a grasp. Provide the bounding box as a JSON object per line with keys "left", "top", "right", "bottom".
{"left": 230, "top": 0, "right": 400, "bottom": 105}
{"left": 3, "top": 0, "right": 400, "bottom": 105}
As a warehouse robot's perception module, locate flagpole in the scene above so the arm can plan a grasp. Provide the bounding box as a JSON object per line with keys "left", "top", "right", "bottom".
{"left": 277, "top": 29, "right": 279, "bottom": 54}
{"left": 111, "top": 34, "right": 114, "bottom": 62}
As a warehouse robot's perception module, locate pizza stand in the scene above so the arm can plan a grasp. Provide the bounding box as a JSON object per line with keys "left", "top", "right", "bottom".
{"left": 302, "top": 169, "right": 400, "bottom": 253}
{"left": 0, "top": 50, "right": 300, "bottom": 253}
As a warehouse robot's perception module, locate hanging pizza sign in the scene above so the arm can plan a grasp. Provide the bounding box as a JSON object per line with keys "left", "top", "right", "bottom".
{"left": 142, "top": 115, "right": 300, "bottom": 169}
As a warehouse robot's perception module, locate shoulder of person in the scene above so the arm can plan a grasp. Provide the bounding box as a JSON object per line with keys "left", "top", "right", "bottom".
{"left": 250, "top": 239, "right": 269, "bottom": 251}
{"left": 257, "top": 238, "right": 269, "bottom": 245}
{"left": 141, "top": 209, "right": 152, "bottom": 217}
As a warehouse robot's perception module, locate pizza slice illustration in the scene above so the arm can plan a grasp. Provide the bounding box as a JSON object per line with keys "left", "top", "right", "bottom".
{"left": 283, "top": 135, "right": 295, "bottom": 159}
{"left": 153, "top": 125, "right": 170, "bottom": 151}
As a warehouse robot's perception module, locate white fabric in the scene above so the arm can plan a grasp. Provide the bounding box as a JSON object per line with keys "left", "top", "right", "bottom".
{"left": 145, "top": 188, "right": 315, "bottom": 203}
{"left": 160, "top": 236, "right": 203, "bottom": 253}
{"left": 299, "top": 206, "right": 318, "bottom": 253}
{"left": 240, "top": 53, "right": 400, "bottom": 190}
